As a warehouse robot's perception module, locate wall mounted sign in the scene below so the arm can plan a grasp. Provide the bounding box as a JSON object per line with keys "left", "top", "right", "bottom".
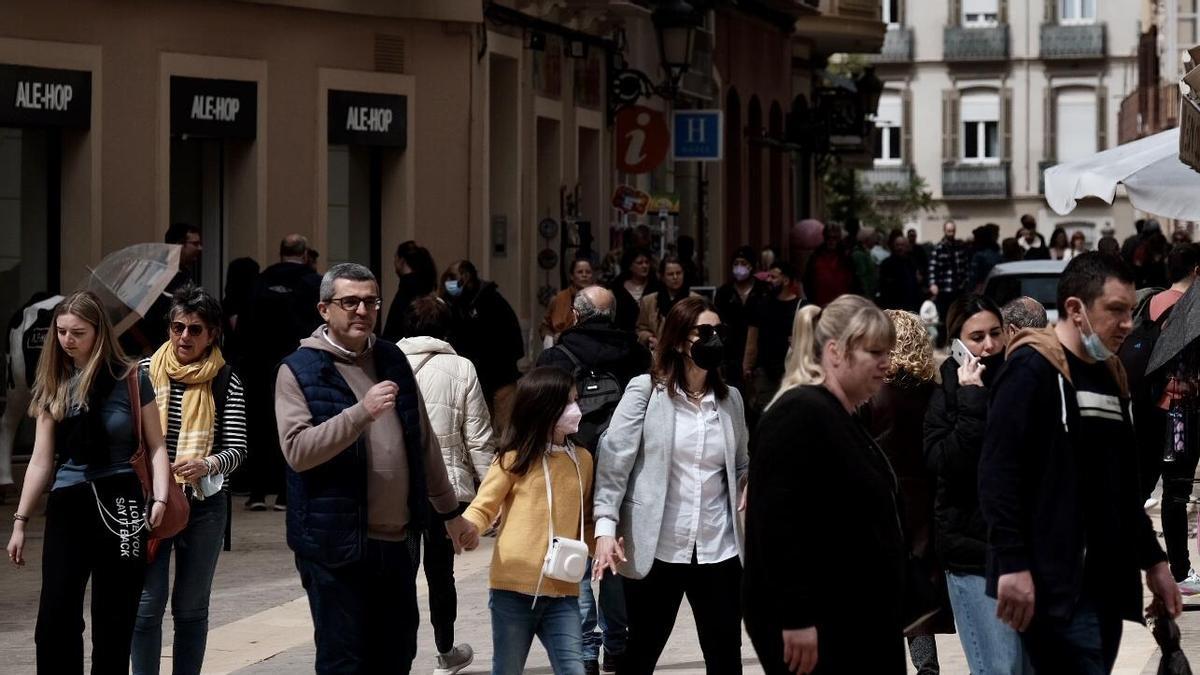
{"left": 170, "top": 76, "right": 257, "bottom": 139}
{"left": 327, "top": 90, "right": 407, "bottom": 149}
{"left": 671, "top": 110, "right": 722, "bottom": 161}
{"left": 611, "top": 185, "right": 651, "bottom": 215}
{"left": 0, "top": 64, "right": 91, "bottom": 128}
{"left": 615, "top": 105, "right": 669, "bottom": 174}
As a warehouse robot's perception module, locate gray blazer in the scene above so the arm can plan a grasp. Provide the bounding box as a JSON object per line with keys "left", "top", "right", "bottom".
{"left": 593, "top": 374, "right": 750, "bottom": 580}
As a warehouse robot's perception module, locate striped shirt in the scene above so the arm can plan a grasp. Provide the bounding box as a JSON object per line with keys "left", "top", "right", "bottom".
{"left": 138, "top": 358, "right": 248, "bottom": 477}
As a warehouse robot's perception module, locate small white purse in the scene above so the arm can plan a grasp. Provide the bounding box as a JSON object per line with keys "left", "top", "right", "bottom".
{"left": 533, "top": 446, "right": 589, "bottom": 604}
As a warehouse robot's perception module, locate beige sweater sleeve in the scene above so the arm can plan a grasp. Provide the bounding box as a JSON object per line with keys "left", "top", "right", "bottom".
{"left": 274, "top": 365, "right": 373, "bottom": 472}
{"left": 417, "top": 389, "right": 461, "bottom": 515}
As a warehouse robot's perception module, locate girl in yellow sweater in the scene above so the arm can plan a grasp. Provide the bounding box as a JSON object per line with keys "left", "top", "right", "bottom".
{"left": 464, "top": 367, "right": 594, "bottom": 675}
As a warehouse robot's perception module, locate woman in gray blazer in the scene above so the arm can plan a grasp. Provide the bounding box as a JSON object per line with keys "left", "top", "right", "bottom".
{"left": 592, "top": 296, "right": 749, "bottom": 675}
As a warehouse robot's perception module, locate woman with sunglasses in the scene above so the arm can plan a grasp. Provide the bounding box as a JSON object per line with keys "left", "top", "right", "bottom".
{"left": 593, "top": 296, "right": 749, "bottom": 675}
{"left": 131, "top": 284, "right": 247, "bottom": 675}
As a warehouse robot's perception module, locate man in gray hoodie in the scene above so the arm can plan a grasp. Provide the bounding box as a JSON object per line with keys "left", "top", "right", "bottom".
{"left": 275, "top": 262, "right": 478, "bottom": 674}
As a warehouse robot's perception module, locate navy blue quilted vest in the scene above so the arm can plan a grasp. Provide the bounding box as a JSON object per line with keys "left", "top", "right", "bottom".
{"left": 281, "top": 339, "right": 428, "bottom": 567}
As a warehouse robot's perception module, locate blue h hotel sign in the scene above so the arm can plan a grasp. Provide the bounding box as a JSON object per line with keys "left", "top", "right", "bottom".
{"left": 671, "top": 110, "right": 722, "bottom": 161}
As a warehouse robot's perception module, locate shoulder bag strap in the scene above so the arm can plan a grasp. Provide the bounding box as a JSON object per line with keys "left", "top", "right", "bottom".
{"left": 413, "top": 353, "right": 437, "bottom": 375}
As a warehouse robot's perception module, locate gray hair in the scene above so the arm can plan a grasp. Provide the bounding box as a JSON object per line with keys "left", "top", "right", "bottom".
{"left": 320, "top": 262, "right": 377, "bottom": 302}
{"left": 573, "top": 289, "right": 614, "bottom": 323}
{"left": 1001, "top": 296, "right": 1048, "bottom": 330}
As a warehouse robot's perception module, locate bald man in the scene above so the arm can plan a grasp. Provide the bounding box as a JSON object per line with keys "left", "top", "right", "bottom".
{"left": 1001, "top": 296, "right": 1049, "bottom": 336}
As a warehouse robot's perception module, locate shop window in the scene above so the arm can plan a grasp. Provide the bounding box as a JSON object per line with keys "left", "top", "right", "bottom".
{"left": 327, "top": 145, "right": 381, "bottom": 276}
{"left": 961, "top": 91, "right": 1000, "bottom": 162}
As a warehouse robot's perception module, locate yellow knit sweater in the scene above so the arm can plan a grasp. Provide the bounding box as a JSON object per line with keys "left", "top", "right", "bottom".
{"left": 464, "top": 447, "right": 595, "bottom": 598}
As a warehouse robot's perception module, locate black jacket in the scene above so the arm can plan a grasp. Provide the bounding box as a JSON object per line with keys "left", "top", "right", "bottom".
{"left": 979, "top": 339, "right": 1166, "bottom": 622}
{"left": 923, "top": 358, "right": 990, "bottom": 574}
{"left": 447, "top": 281, "right": 523, "bottom": 397}
{"left": 241, "top": 262, "right": 322, "bottom": 384}
{"left": 535, "top": 317, "right": 650, "bottom": 389}
{"left": 713, "top": 279, "right": 771, "bottom": 381}
{"left": 744, "top": 385, "right": 906, "bottom": 674}
{"left": 382, "top": 273, "right": 436, "bottom": 342}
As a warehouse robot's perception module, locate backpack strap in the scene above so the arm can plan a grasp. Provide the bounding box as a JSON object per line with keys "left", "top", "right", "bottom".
{"left": 555, "top": 344, "right": 585, "bottom": 373}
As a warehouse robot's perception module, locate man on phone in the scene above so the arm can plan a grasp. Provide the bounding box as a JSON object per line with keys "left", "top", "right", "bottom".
{"left": 979, "top": 253, "right": 1180, "bottom": 673}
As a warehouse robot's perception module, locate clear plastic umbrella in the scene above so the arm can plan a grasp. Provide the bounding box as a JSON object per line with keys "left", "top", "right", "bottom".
{"left": 80, "top": 243, "right": 182, "bottom": 335}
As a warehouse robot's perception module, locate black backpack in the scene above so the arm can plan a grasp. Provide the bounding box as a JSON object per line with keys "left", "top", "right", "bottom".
{"left": 554, "top": 344, "right": 622, "bottom": 452}
{"left": 1119, "top": 292, "right": 1173, "bottom": 399}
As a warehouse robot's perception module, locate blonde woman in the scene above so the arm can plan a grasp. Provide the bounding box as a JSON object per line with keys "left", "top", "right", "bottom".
{"left": 865, "top": 311, "right": 951, "bottom": 675}
{"left": 6, "top": 291, "right": 171, "bottom": 674}
{"left": 743, "top": 294, "right": 904, "bottom": 675}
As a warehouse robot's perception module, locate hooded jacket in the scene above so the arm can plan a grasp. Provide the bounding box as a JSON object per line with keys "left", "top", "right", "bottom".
{"left": 536, "top": 317, "right": 651, "bottom": 390}
{"left": 447, "top": 281, "right": 524, "bottom": 397}
{"left": 398, "top": 336, "right": 495, "bottom": 503}
{"left": 979, "top": 327, "right": 1165, "bottom": 621}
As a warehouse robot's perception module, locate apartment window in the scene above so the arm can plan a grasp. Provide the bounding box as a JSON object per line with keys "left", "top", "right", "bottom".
{"left": 963, "top": 0, "right": 999, "bottom": 26}
{"left": 962, "top": 91, "right": 1000, "bottom": 162}
{"left": 882, "top": 0, "right": 900, "bottom": 25}
{"left": 1056, "top": 88, "right": 1098, "bottom": 163}
{"left": 1181, "top": 0, "right": 1199, "bottom": 47}
{"left": 1059, "top": 0, "right": 1096, "bottom": 24}
{"left": 874, "top": 93, "right": 903, "bottom": 164}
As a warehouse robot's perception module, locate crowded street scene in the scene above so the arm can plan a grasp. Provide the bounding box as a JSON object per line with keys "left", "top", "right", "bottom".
{"left": 6, "top": 0, "right": 1200, "bottom": 674}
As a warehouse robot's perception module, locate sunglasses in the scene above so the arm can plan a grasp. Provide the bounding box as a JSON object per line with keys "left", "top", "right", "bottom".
{"left": 694, "top": 324, "right": 727, "bottom": 341}
{"left": 328, "top": 296, "right": 382, "bottom": 312}
{"left": 170, "top": 322, "right": 207, "bottom": 337}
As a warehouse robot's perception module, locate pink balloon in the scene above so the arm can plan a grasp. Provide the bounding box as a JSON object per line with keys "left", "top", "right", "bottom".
{"left": 792, "top": 219, "right": 826, "bottom": 250}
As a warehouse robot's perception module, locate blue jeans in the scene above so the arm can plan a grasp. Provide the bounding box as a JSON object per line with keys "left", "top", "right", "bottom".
{"left": 490, "top": 589, "right": 584, "bottom": 675}
{"left": 132, "top": 493, "right": 229, "bottom": 675}
{"left": 945, "top": 572, "right": 1034, "bottom": 675}
{"left": 579, "top": 558, "right": 628, "bottom": 662}
{"left": 1021, "top": 598, "right": 1122, "bottom": 675}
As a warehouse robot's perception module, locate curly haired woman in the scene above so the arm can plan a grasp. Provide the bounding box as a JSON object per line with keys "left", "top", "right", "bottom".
{"left": 863, "top": 310, "right": 952, "bottom": 675}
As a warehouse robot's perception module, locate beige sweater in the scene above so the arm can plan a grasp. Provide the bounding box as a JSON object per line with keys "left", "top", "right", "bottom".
{"left": 275, "top": 328, "right": 459, "bottom": 541}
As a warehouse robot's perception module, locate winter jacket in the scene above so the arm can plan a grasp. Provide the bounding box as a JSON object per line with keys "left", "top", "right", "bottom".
{"left": 398, "top": 336, "right": 495, "bottom": 503}
{"left": 537, "top": 318, "right": 651, "bottom": 388}
{"left": 446, "top": 281, "right": 524, "bottom": 398}
{"left": 979, "top": 328, "right": 1166, "bottom": 622}
{"left": 924, "top": 358, "right": 990, "bottom": 575}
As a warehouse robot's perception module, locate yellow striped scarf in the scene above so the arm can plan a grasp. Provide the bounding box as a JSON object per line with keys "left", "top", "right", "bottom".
{"left": 148, "top": 341, "right": 225, "bottom": 483}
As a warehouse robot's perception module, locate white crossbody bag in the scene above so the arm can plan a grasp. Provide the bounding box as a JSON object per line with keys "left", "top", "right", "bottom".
{"left": 532, "top": 445, "right": 589, "bottom": 606}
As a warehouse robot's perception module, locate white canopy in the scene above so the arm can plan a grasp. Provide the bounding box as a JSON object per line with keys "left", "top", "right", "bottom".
{"left": 1043, "top": 127, "right": 1200, "bottom": 220}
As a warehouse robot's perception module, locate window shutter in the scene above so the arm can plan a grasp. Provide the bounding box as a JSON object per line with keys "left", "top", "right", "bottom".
{"left": 902, "top": 88, "right": 913, "bottom": 164}
{"left": 1045, "top": 0, "right": 1057, "bottom": 24}
{"left": 943, "top": 89, "right": 960, "bottom": 161}
{"left": 999, "top": 0, "right": 1008, "bottom": 23}
{"left": 1096, "top": 85, "right": 1108, "bottom": 150}
{"left": 1045, "top": 86, "right": 1056, "bottom": 162}
{"left": 949, "top": 0, "right": 961, "bottom": 26}
{"left": 1001, "top": 87, "right": 1013, "bottom": 160}
{"left": 898, "top": 0, "right": 907, "bottom": 24}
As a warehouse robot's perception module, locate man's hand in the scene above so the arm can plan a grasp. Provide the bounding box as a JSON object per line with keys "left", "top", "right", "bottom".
{"left": 592, "top": 535, "right": 626, "bottom": 580}
{"left": 1147, "top": 561, "right": 1183, "bottom": 618}
{"left": 362, "top": 381, "right": 399, "bottom": 420}
{"left": 782, "top": 627, "right": 817, "bottom": 674}
{"left": 445, "top": 516, "right": 478, "bottom": 554}
{"left": 996, "top": 570, "right": 1036, "bottom": 632}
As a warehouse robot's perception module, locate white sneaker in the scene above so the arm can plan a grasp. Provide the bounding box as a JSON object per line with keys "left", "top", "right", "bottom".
{"left": 434, "top": 644, "right": 473, "bottom": 675}
{"left": 1179, "top": 570, "right": 1200, "bottom": 596}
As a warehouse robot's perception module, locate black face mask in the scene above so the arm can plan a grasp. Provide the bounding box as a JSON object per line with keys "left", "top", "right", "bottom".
{"left": 690, "top": 333, "right": 725, "bottom": 371}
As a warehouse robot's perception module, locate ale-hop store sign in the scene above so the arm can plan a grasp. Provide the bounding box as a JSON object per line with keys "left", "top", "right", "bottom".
{"left": 327, "top": 90, "right": 407, "bottom": 149}
{"left": 0, "top": 64, "right": 91, "bottom": 128}
{"left": 170, "top": 76, "right": 257, "bottom": 139}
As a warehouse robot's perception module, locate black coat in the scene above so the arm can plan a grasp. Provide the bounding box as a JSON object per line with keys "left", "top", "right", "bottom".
{"left": 241, "top": 262, "right": 322, "bottom": 377}
{"left": 535, "top": 318, "right": 651, "bottom": 389}
{"left": 381, "top": 273, "right": 436, "bottom": 341}
{"left": 447, "top": 281, "right": 523, "bottom": 398}
{"left": 744, "top": 385, "right": 906, "bottom": 675}
{"left": 923, "top": 358, "right": 990, "bottom": 575}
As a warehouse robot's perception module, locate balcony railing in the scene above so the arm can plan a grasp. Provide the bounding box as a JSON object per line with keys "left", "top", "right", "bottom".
{"left": 1040, "top": 23, "right": 1106, "bottom": 60}
{"left": 942, "top": 162, "right": 1010, "bottom": 198}
{"left": 944, "top": 24, "right": 1009, "bottom": 62}
{"left": 870, "top": 26, "right": 914, "bottom": 63}
{"left": 860, "top": 165, "right": 914, "bottom": 192}
{"left": 1038, "top": 161, "right": 1055, "bottom": 195}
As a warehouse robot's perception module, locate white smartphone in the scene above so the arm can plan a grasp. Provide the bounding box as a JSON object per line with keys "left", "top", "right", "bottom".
{"left": 951, "top": 339, "right": 973, "bottom": 366}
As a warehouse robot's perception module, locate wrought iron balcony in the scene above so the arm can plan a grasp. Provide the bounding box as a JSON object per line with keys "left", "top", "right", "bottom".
{"left": 942, "top": 162, "right": 1010, "bottom": 198}
{"left": 860, "top": 165, "right": 914, "bottom": 192}
{"left": 1040, "top": 23, "right": 1106, "bottom": 60}
{"left": 870, "top": 26, "right": 914, "bottom": 63}
{"left": 943, "top": 24, "right": 1009, "bottom": 62}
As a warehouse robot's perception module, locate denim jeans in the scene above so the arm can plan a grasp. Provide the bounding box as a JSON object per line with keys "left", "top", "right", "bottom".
{"left": 945, "top": 572, "right": 1034, "bottom": 675}
{"left": 132, "top": 492, "right": 228, "bottom": 675}
{"left": 579, "top": 558, "right": 628, "bottom": 662}
{"left": 1021, "top": 598, "right": 1122, "bottom": 675}
{"left": 296, "top": 538, "right": 420, "bottom": 674}
{"left": 489, "top": 589, "right": 584, "bottom": 675}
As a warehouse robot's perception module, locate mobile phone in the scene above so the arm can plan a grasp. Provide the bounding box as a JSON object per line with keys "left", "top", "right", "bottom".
{"left": 951, "top": 339, "right": 972, "bottom": 366}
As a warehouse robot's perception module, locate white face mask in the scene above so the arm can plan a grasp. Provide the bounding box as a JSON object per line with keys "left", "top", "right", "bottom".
{"left": 555, "top": 402, "right": 583, "bottom": 437}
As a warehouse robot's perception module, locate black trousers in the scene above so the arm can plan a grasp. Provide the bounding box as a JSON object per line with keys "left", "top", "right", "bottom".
{"left": 620, "top": 556, "right": 742, "bottom": 675}
{"left": 1137, "top": 404, "right": 1200, "bottom": 581}
{"left": 296, "top": 538, "right": 420, "bottom": 674}
{"left": 36, "top": 473, "right": 148, "bottom": 674}
{"left": 245, "top": 382, "right": 285, "bottom": 503}
{"left": 419, "top": 522, "right": 458, "bottom": 654}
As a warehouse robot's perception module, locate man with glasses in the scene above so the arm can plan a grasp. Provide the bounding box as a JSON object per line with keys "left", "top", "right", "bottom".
{"left": 275, "top": 262, "right": 479, "bottom": 674}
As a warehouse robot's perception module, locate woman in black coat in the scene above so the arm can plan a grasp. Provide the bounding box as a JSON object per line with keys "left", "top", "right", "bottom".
{"left": 744, "top": 294, "right": 907, "bottom": 675}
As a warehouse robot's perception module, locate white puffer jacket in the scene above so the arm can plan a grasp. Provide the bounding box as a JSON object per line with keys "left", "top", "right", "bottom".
{"left": 399, "top": 336, "right": 496, "bottom": 503}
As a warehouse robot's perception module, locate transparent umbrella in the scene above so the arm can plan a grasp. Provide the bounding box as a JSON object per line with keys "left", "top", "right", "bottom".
{"left": 80, "top": 243, "right": 182, "bottom": 335}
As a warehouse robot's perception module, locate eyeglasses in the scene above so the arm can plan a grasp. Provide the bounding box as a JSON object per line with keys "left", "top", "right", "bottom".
{"left": 328, "top": 296, "right": 382, "bottom": 312}
{"left": 694, "top": 324, "right": 727, "bottom": 341}
{"left": 170, "top": 322, "right": 207, "bottom": 337}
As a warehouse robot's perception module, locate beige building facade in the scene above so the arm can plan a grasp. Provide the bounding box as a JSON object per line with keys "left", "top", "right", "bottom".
{"left": 867, "top": 0, "right": 1139, "bottom": 245}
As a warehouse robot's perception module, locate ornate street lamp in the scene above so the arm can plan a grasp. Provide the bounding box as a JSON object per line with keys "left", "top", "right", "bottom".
{"left": 652, "top": 0, "right": 702, "bottom": 96}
